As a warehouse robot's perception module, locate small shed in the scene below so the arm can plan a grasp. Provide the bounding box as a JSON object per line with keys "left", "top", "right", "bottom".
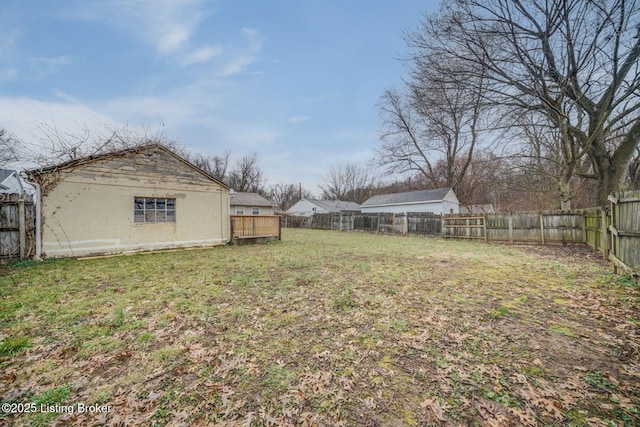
{"left": 361, "top": 188, "right": 459, "bottom": 215}
{"left": 230, "top": 191, "right": 275, "bottom": 215}
{"left": 26, "top": 144, "right": 230, "bottom": 258}
{"left": 287, "top": 199, "right": 361, "bottom": 217}
{"left": 0, "top": 169, "right": 25, "bottom": 194}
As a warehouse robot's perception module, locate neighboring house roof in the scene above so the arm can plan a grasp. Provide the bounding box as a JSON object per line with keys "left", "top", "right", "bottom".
{"left": 362, "top": 188, "right": 452, "bottom": 207}
{"left": 310, "top": 199, "right": 361, "bottom": 212}
{"left": 230, "top": 192, "right": 274, "bottom": 207}
{"left": 0, "top": 169, "right": 15, "bottom": 183}
{"left": 0, "top": 169, "right": 24, "bottom": 194}
{"left": 25, "top": 143, "right": 229, "bottom": 189}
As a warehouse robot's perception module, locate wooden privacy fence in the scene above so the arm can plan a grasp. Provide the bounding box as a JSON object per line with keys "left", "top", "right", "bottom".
{"left": 230, "top": 215, "right": 281, "bottom": 244}
{"left": 0, "top": 194, "right": 36, "bottom": 263}
{"left": 283, "top": 191, "right": 640, "bottom": 279}
{"left": 283, "top": 212, "right": 442, "bottom": 235}
{"left": 442, "top": 211, "right": 585, "bottom": 244}
{"left": 607, "top": 191, "right": 640, "bottom": 278}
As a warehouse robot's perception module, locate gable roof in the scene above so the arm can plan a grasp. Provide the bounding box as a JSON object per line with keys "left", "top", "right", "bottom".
{"left": 0, "top": 169, "right": 16, "bottom": 183}
{"left": 362, "top": 188, "right": 452, "bottom": 207}
{"left": 25, "top": 143, "right": 229, "bottom": 189}
{"left": 310, "top": 199, "right": 361, "bottom": 212}
{"left": 230, "top": 192, "right": 274, "bottom": 207}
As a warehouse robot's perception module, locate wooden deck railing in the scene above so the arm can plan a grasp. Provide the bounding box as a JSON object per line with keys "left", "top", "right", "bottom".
{"left": 230, "top": 215, "right": 281, "bottom": 243}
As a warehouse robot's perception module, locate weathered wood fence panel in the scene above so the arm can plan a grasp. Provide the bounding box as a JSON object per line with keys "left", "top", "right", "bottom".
{"left": 608, "top": 191, "right": 640, "bottom": 278}
{"left": 406, "top": 212, "right": 442, "bottom": 235}
{"left": 284, "top": 212, "right": 442, "bottom": 235}
{"left": 443, "top": 216, "right": 485, "bottom": 240}
{"left": 444, "top": 212, "right": 584, "bottom": 244}
{"left": 0, "top": 194, "right": 36, "bottom": 263}
{"left": 230, "top": 215, "right": 281, "bottom": 244}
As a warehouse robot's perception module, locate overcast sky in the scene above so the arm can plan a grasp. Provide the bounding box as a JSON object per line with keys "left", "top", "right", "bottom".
{"left": 0, "top": 0, "right": 439, "bottom": 194}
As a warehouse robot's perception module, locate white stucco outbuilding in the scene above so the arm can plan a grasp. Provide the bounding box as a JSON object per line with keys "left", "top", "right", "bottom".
{"left": 361, "top": 188, "right": 459, "bottom": 215}
{"left": 26, "top": 144, "right": 230, "bottom": 258}
{"left": 286, "top": 199, "right": 361, "bottom": 217}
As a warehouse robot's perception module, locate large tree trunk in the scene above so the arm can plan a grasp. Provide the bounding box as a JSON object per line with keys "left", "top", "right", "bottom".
{"left": 558, "top": 175, "right": 572, "bottom": 211}
{"left": 590, "top": 120, "right": 640, "bottom": 204}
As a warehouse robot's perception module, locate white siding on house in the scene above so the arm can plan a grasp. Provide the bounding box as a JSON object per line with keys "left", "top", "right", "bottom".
{"left": 287, "top": 199, "right": 328, "bottom": 216}
{"left": 231, "top": 205, "right": 274, "bottom": 215}
{"left": 360, "top": 188, "right": 460, "bottom": 215}
{"left": 361, "top": 201, "right": 448, "bottom": 215}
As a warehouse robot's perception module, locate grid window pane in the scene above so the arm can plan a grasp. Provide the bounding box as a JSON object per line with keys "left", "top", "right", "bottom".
{"left": 135, "top": 197, "right": 175, "bottom": 223}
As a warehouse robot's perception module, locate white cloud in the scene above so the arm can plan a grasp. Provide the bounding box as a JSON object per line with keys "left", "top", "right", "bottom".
{"left": 181, "top": 45, "right": 223, "bottom": 65}
{"left": 69, "top": 0, "right": 215, "bottom": 59}
{"left": 0, "top": 96, "right": 120, "bottom": 148}
{"left": 0, "top": 68, "right": 17, "bottom": 83}
{"left": 29, "top": 55, "right": 73, "bottom": 77}
{"left": 288, "top": 116, "right": 309, "bottom": 123}
{"left": 217, "top": 28, "right": 264, "bottom": 77}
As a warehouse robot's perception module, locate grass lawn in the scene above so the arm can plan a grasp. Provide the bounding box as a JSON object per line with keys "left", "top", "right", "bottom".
{"left": 1, "top": 228, "right": 639, "bottom": 426}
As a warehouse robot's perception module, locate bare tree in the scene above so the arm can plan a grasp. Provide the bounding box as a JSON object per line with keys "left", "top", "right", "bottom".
{"left": 227, "top": 153, "right": 265, "bottom": 193}
{"left": 18, "top": 121, "right": 171, "bottom": 167}
{"left": 189, "top": 151, "right": 230, "bottom": 183}
{"left": 416, "top": 0, "right": 640, "bottom": 204}
{"left": 377, "top": 53, "right": 486, "bottom": 195}
{"left": 267, "top": 182, "right": 312, "bottom": 211}
{"left": 507, "top": 111, "right": 593, "bottom": 209}
{"left": 0, "top": 128, "right": 20, "bottom": 165}
{"left": 628, "top": 145, "right": 640, "bottom": 188}
{"left": 319, "top": 162, "right": 379, "bottom": 203}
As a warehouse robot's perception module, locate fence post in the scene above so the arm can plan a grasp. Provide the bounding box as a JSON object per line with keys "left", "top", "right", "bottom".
{"left": 403, "top": 212, "right": 407, "bottom": 236}
{"left": 508, "top": 213, "right": 514, "bottom": 245}
{"left": 18, "top": 198, "right": 26, "bottom": 260}
{"left": 539, "top": 213, "right": 545, "bottom": 245}
{"left": 483, "top": 214, "right": 488, "bottom": 242}
{"left": 600, "top": 207, "right": 609, "bottom": 260}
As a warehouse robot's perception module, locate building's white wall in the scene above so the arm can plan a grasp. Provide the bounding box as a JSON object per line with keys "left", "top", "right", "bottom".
{"left": 231, "top": 205, "right": 274, "bottom": 215}
{"left": 361, "top": 201, "right": 447, "bottom": 215}
{"left": 287, "top": 199, "right": 327, "bottom": 216}
{"left": 40, "top": 149, "right": 230, "bottom": 258}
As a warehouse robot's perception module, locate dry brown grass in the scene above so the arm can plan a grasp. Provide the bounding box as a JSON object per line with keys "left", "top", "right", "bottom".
{"left": 1, "top": 229, "right": 638, "bottom": 426}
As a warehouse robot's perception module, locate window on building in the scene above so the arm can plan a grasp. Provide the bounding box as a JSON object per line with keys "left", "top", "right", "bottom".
{"left": 252, "top": 207, "right": 260, "bottom": 215}
{"left": 235, "top": 207, "right": 245, "bottom": 215}
{"left": 134, "top": 197, "right": 176, "bottom": 223}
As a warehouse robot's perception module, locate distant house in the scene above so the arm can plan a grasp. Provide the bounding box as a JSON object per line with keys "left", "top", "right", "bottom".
{"left": 459, "top": 204, "right": 495, "bottom": 214}
{"left": 361, "top": 188, "right": 459, "bottom": 215}
{"left": 287, "top": 199, "right": 361, "bottom": 217}
{"left": 25, "top": 144, "right": 230, "bottom": 259}
{"left": 0, "top": 169, "right": 25, "bottom": 194}
{"left": 230, "top": 191, "right": 275, "bottom": 215}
